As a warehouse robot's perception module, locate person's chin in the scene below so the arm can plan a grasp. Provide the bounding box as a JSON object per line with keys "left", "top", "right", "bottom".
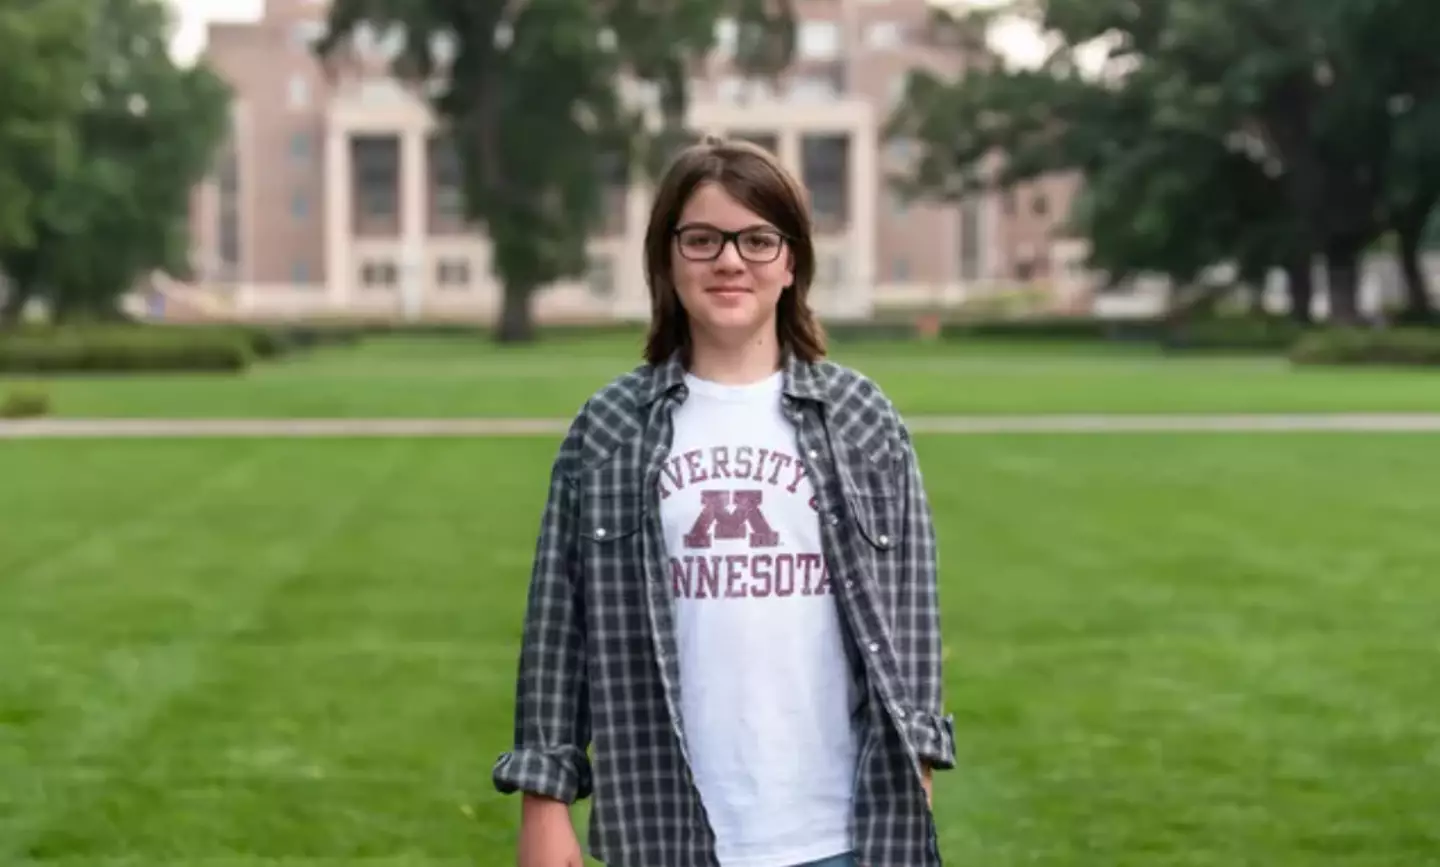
{"left": 694, "top": 307, "right": 767, "bottom": 337}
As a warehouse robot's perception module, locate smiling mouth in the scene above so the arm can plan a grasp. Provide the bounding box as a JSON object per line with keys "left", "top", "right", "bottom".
{"left": 706, "top": 286, "right": 751, "bottom": 294}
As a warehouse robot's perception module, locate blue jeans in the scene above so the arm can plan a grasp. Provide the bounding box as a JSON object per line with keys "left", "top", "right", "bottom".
{"left": 797, "top": 855, "right": 857, "bottom": 867}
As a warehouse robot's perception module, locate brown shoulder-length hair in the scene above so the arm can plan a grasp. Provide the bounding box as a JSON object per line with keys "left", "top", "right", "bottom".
{"left": 642, "top": 134, "right": 827, "bottom": 366}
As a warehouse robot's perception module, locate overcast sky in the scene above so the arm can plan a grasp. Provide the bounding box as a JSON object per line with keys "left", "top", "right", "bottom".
{"left": 166, "top": 0, "right": 1051, "bottom": 67}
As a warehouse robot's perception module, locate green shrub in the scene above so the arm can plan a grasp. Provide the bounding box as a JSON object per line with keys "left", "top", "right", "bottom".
{"left": 940, "top": 316, "right": 1162, "bottom": 343}
{"left": 0, "top": 328, "right": 252, "bottom": 374}
{"left": 1163, "top": 316, "right": 1308, "bottom": 353}
{"left": 1290, "top": 327, "right": 1440, "bottom": 366}
{"left": 0, "top": 387, "right": 50, "bottom": 418}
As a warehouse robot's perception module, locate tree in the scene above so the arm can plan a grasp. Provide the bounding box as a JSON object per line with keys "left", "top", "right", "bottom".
{"left": 314, "top": 0, "right": 796, "bottom": 343}
{"left": 0, "top": 0, "right": 91, "bottom": 253}
{"left": 1382, "top": 96, "right": 1440, "bottom": 322}
{"left": 888, "top": 0, "right": 1440, "bottom": 325}
{"left": 0, "top": 0, "right": 231, "bottom": 325}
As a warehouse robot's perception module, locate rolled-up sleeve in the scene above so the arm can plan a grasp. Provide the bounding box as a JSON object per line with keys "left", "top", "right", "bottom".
{"left": 492, "top": 414, "right": 593, "bottom": 803}
{"left": 894, "top": 421, "right": 957, "bottom": 772}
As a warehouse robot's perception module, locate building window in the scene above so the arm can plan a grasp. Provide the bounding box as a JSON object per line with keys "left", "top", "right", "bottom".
{"left": 291, "top": 190, "right": 309, "bottom": 220}
{"left": 1033, "top": 193, "right": 1049, "bottom": 216}
{"left": 428, "top": 134, "right": 465, "bottom": 233}
{"left": 587, "top": 255, "right": 615, "bottom": 298}
{"left": 436, "top": 258, "right": 470, "bottom": 288}
{"left": 288, "top": 74, "right": 309, "bottom": 109}
{"left": 351, "top": 134, "right": 399, "bottom": 234}
{"left": 959, "top": 197, "right": 981, "bottom": 282}
{"left": 291, "top": 260, "right": 311, "bottom": 283}
{"left": 890, "top": 257, "right": 911, "bottom": 282}
{"left": 290, "top": 131, "right": 311, "bottom": 162}
{"left": 215, "top": 142, "right": 240, "bottom": 281}
{"left": 361, "top": 260, "right": 398, "bottom": 288}
{"left": 798, "top": 20, "right": 841, "bottom": 60}
{"left": 801, "top": 133, "right": 850, "bottom": 233}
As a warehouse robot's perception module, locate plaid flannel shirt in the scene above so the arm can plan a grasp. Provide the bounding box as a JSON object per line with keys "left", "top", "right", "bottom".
{"left": 493, "top": 350, "right": 956, "bottom": 867}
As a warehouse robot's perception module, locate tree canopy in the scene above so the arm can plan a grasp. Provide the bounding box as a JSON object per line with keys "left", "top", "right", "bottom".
{"left": 0, "top": 0, "right": 231, "bottom": 324}
{"left": 888, "top": 0, "right": 1440, "bottom": 323}
{"left": 0, "top": 0, "right": 92, "bottom": 253}
{"left": 315, "top": 0, "right": 796, "bottom": 341}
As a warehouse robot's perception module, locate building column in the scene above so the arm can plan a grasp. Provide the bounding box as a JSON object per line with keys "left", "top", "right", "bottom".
{"left": 324, "top": 127, "right": 352, "bottom": 307}
{"left": 849, "top": 120, "right": 877, "bottom": 318}
{"left": 615, "top": 182, "right": 653, "bottom": 320}
{"left": 398, "top": 128, "right": 428, "bottom": 321}
{"left": 193, "top": 179, "right": 218, "bottom": 286}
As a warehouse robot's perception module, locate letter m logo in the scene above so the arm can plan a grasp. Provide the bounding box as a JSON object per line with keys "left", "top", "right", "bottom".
{"left": 683, "top": 489, "right": 780, "bottom": 549}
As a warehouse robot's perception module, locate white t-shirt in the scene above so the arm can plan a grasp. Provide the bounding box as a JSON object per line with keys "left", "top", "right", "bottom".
{"left": 658, "top": 370, "right": 861, "bottom": 867}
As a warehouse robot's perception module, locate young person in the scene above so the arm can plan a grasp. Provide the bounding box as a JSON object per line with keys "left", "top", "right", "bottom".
{"left": 493, "top": 136, "right": 955, "bottom": 867}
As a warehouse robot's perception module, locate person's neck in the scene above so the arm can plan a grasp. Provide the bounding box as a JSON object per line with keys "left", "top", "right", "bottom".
{"left": 687, "top": 331, "right": 782, "bottom": 386}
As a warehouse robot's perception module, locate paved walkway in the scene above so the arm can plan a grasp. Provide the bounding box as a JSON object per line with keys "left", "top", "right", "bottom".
{"left": 6, "top": 414, "right": 1440, "bottom": 438}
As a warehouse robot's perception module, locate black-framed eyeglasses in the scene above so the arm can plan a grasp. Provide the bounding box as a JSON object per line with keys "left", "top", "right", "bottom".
{"left": 673, "top": 225, "right": 788, "bottom": 264}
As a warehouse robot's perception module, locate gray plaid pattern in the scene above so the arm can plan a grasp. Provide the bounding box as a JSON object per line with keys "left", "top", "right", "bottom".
{"left": 493, "top": 351, "right": 956, "bottom": 867}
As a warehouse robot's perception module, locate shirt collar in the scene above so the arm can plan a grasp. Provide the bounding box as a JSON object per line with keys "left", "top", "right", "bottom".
{"left": 644, "top": 348, "right": 829, "bottom": 407}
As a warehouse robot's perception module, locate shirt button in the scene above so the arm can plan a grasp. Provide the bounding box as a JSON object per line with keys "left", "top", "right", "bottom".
{"left": 594, "top": 527, "right": 607, "bottom": 539}
{"left": 878, "top": 534, "right": 890, "bottom": 548}
{"left": 828, "top": 513, "right": 841, "bottom": 527}
{"left": 896, "top": 708, "right": 908, "bottom": 719}
{"left": 807, "top": 448, "right": 819, "bottom": 459}
{"left": 845, "top": 580, "right": 855, "bottom": 589}
{"left": 868, "top": 642, "right": 880, "bottom": 653}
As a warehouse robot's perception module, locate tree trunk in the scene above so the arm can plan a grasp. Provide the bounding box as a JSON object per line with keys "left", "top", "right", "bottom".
{"left": 1325, "top": 246, "right": 1362, "bottom": 326}
{"left": 0, "top": 286, "right": 29, "bottom": 327}
{"left": 496, "top": 279, "right": 536, "bottom": 343}
{"left": 1285, "top": 254, "right": 1314, "bottom": 324}
{"left": 1396, "top": 218, "right": 1435, "bottom": 324}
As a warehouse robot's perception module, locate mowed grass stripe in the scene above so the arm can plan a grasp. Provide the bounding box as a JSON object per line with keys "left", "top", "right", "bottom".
{"left": 9, "top": 335, "right": 1440, "bottom": 418}
{"left": 1, "top": 440, "right": 418, "bottom": 861}
{"left": 2, "top": 435, "right": 1438, "bottom": 866}
{"left": 929, "top": 434, "right": 1440, "bottom": 864}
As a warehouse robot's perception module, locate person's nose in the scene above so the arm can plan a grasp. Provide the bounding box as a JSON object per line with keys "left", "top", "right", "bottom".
{"left": 712, "top": 237, "right": 746, "bottom": 272}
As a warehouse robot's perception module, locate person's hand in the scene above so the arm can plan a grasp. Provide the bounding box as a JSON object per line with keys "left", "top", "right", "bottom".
{"left": 518, "top": 794, "right": 584, "bottom": 867}
{"left": 921, "top": 765, "right": 933, "bottom": 808}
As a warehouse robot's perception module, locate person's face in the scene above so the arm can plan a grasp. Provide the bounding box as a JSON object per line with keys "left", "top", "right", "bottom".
{"left": 670, "top": 181, "right": 795, "bottom": 344}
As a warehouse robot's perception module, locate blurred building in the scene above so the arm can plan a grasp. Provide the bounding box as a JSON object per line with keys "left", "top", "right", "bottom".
{"left": 184, "top": 0, "right": 1079, "bottom": 323}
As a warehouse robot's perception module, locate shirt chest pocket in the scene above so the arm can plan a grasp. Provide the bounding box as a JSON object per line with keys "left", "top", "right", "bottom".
{"left": 575, "top": 469, "right": 649, "bottom": 626}
{"left": 839, "top": 453, "right": 902, "bottom": 558}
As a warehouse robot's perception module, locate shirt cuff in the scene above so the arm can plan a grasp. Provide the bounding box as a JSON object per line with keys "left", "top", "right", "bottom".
{"left": 492, "top": 744, "right": 593, "bottom": 803}
{"left": 905, "top": 709, "right": 958, "bottom": 771}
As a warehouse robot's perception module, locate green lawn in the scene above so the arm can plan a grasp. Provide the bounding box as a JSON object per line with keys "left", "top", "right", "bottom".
{"left": 4, "top": 434, "right": 1439, "bottom": 866}
{"left": 6, "top": 333, "right": 1440, "bottom": 418}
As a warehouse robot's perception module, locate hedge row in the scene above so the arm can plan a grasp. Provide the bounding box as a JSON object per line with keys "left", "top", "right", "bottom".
{"left": 0, "top": 322, "right": 367, "bottom": 374}
{"left": 1290, "top": 327, "right": 1440, "bottom": 366}
{"left": 0, "top": 329, "right": 253, "bottom": 373}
